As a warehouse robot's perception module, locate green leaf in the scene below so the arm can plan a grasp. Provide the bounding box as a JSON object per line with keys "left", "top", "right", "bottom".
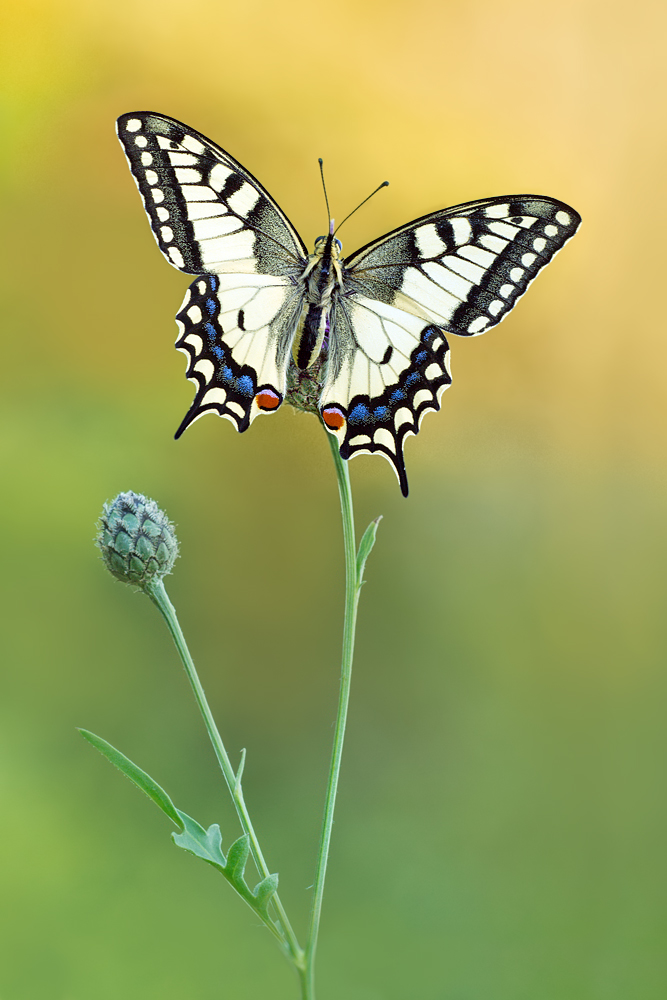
{"left": 78, "top": 729, "right": 182, "bottom": 828}
{"left": 172, "top": 811, "right": 226, "bottom": 871}
{"left": 253, "top": 872, "right": 279, "bottom": 912}
{"left": 225, "top": 834, "right": 250, "bottom": 883}
{"left": 356, "top": 516, "right": 382, "bottom": 582}
{"left": 234, "top": 747, "right": 246, "bottom": 793}
{"left": 173, "top": 821, "right": 259, "bottom": 908}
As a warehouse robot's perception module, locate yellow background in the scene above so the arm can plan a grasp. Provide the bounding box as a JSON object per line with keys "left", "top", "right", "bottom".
{"left": 1, "top": 1, "right": 666, "bottom": 997}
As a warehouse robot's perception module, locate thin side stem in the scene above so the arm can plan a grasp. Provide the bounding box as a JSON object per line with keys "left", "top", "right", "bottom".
{"left": 303, "top": 434, "right": 363, "bottom": 1000}
{"left": 146, "top": 578, "right": 304, "bottom": 969}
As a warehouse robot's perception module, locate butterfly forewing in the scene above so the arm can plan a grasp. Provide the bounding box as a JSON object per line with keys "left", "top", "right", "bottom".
{"left": 344, "top": 196, "right": 581, "bottom": 336}
{"left": 116, "top": 112, "right": 308, "bottom": 275}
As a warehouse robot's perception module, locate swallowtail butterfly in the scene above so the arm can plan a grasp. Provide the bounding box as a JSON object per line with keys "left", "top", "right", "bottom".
{"left": 117, "top": 112, "right": 580, "bottom": 495}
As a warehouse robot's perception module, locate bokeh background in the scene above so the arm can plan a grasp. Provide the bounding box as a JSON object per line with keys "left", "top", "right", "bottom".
{"left": 2, "top": 1, "right": 666, "bottom": 997}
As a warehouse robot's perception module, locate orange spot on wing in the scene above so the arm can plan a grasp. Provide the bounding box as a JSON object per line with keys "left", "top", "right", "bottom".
{"left": 322, "top": 406, "right": 346, "bottom": 430}
{"left": 256, "top": 390, "right": 281, "bottom": 411}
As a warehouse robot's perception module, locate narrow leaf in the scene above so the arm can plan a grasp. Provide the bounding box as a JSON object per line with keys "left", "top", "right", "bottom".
{"left": 253, "top": 872, "right": 279, "bottom": 911}
{"left": 172, "top": 811, "right": 226, "bottom": 870}
{"left": 356, "top": 516, "right": 382, "bottom": 581}
{"left": 225, "top": 834, "right": 251, "bottom": 884}
{"left": 234, "top": 748, "right": 246, "bottom": 793}
{"left": 78, "top": 728, "right": 182, "bottom": 828}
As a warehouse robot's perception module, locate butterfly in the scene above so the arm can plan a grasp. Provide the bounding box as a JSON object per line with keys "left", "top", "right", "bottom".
{"left": 117, "top": 111, "right": 580, "bottom": 496}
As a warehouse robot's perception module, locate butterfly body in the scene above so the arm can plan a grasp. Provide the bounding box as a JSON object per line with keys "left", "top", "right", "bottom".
{"left": 295, "top": 232, "right": 342, "bottom": 370}
{"left": 117, "top": 111, "right": 580, "bottom": 495}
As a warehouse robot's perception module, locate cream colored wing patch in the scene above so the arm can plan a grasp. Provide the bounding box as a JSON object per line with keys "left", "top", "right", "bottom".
{"left": 175, "top": 273, "right": 303, "bottom": 434}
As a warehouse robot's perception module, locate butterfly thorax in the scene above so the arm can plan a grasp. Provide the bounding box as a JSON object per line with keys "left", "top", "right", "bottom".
{"left": 295, "top": 233, "right": 344, "bottom": 371}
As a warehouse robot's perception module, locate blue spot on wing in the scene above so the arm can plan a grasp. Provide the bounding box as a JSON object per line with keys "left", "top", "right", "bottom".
{"left": 390, "top": 388, "right": 406, "bottom": 402}
{"left": 209, "top": 276, "right": 218, "bottom": 292}
{"left": 415, "top": 351, "right": 428, "bottom": 363}
{"left": 223, "top": 367, "right": 234, "bottom": 382}
{"left": 405, "top": 372, "right": 421, "bottom": 387}
{"left": 204, "top": 323, "right": 217, "bottom": 342}
{"left": 374, "top": 406, "right": 389, "bottom": 420}
{"left": 349, "top": 404, "right": 370, "bottom": 425}
{"left": 236, "top": 375, "right": 254, "bottom": 396}
{"left": 205, "top": 298, "right": 217, "bottom": 316}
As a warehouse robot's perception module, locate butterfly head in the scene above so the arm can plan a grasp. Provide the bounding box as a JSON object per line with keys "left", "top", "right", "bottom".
{"left": 313, "top": 234, "right": 343, "bottom": 255}
{"left": 307, "top": 232, "right": 344, "bottom": 284}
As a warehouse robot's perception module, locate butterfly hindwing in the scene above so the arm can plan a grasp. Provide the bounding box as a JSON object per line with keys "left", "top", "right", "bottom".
{"left": 116, "top": 112, "right": 307, "bottom": 276}
{"left": 321, "top": 296, "right": 452, "bottom": 495}
{"left": 175, "top": 273, "right": 303, "bottom": 434}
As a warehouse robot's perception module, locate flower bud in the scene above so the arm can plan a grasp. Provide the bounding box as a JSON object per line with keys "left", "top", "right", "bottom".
{"left": 96, "top": 491, "right": 178, "bottom": 587}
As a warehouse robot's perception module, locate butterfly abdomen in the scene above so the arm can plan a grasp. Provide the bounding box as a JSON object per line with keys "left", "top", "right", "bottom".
{"left": 296, "top": 306, "right": 328, "bottom": 369}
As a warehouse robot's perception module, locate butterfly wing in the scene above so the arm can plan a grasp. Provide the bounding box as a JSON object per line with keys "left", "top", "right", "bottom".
{"left": 116, "top": 111, "right": 308, "bottom": 274}
{"left": 174, "top": 271, "right": 304, "bottom": 434}
{"left": 116, "top": 111, "right": 308, "bottom": 432}
{"left": 321, "top": 297, "right": 452, "bottom": 496}
{"left": 321, "top": 195, "right": 580, "bottom": 494}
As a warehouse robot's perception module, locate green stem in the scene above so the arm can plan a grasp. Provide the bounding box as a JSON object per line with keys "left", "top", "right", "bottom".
{"left": 146, "top": 577, "right": 304, "bottom": 970}
{"left": 303, "top": 434, "right": 364, "bottom": 1000}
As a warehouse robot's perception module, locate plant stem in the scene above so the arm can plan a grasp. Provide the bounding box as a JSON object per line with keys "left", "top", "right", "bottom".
{"left": 303, "top": 434, "right": 364, "bottom": 1000}
{"left": 146, "top": 577, "right": 304, "bottom": 969}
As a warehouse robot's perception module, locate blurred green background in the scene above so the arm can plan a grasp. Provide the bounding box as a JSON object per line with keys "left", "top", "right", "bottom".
{"left": 2, "top": 0, "right": 666, "bottom": 997}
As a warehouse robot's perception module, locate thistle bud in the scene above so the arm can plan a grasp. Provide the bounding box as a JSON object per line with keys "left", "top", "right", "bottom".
{"left": 96, "top": 491, "right": 178, "bottom": 588}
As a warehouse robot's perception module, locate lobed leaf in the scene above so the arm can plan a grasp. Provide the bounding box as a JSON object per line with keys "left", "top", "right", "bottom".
{"left": 172, "top": 812, "right": 226, "bottom": 870}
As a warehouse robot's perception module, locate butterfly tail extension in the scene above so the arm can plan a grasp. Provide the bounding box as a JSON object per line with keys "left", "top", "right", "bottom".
{"left": 321, "top": 325, "right": 452, "bottom": 497}
{"left": 174, "top": 274, "right": 297, "bottom": 437}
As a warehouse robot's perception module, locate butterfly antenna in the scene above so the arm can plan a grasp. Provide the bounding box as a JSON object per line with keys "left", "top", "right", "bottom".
{"left": 318, "top": 158, "right": 333, "bottom": 231}
{"left": 334, "top": 180, "right": 389, "bottom": 236}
